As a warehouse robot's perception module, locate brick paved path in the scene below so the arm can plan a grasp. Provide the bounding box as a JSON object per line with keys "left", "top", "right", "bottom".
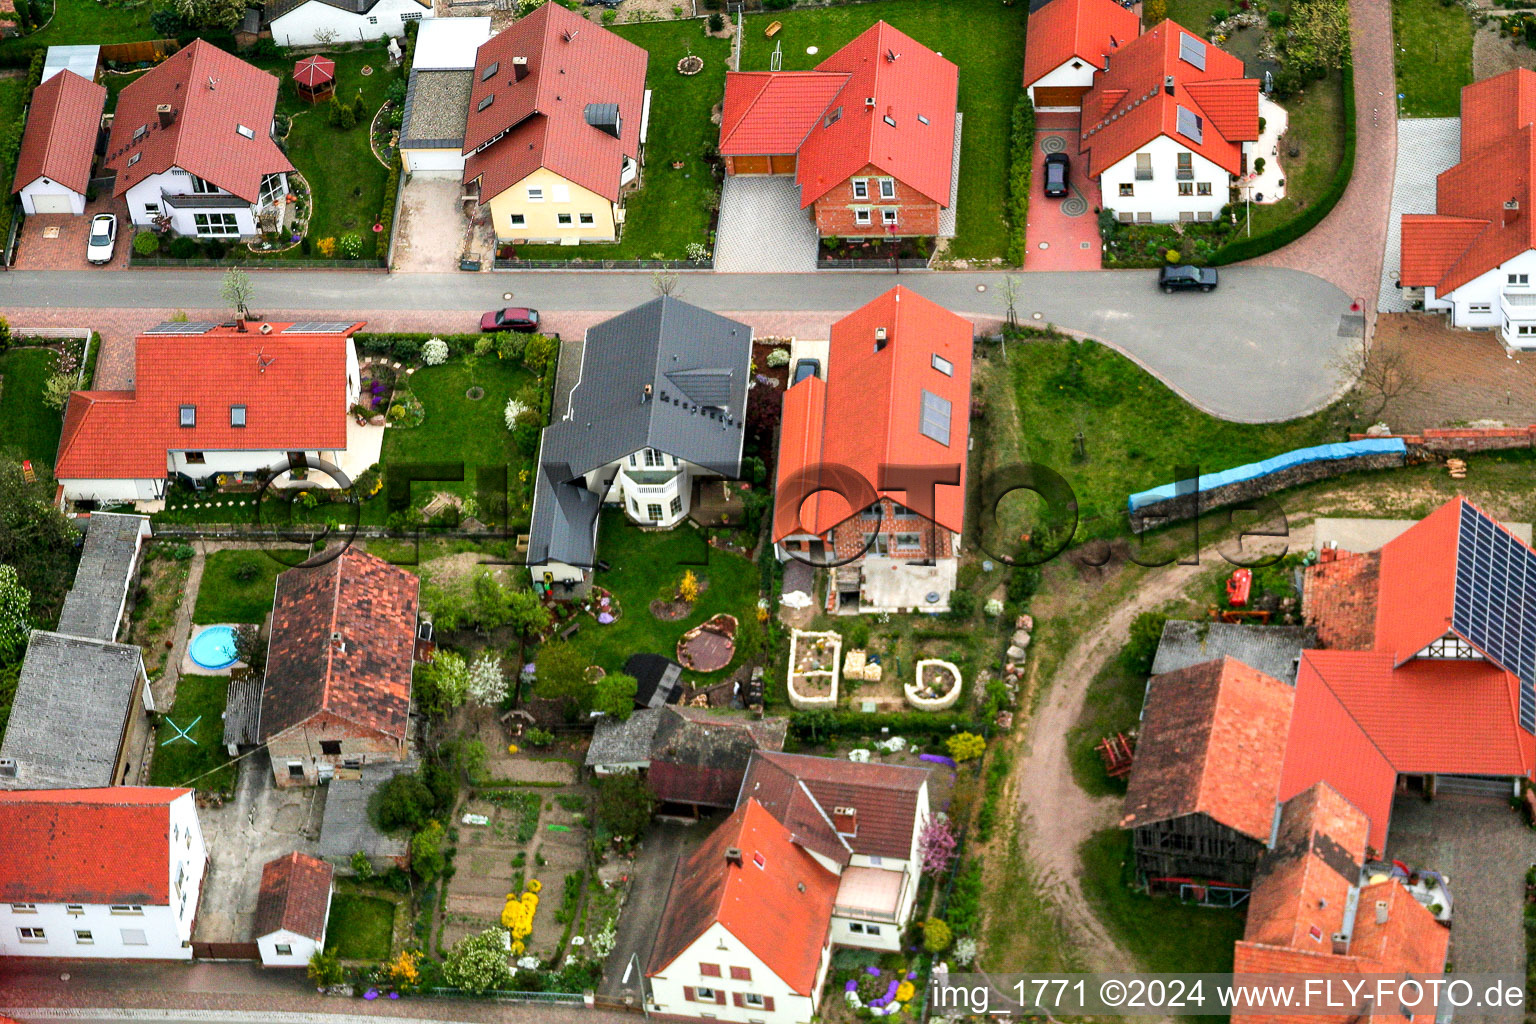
{"left": 1251, "top": 0, "right": 1396, "bottom": 316}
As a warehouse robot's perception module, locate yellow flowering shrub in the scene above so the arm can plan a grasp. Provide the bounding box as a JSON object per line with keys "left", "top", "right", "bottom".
{"left": 896, "top": 981, "right": 915, "bottom": 1003}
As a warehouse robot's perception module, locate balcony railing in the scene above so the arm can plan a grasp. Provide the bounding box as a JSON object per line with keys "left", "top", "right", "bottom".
{"left": 833, "top": 905, "right": 901, "bottom": 924}
{"left": 1176, "top": 168, "right": 1194, "bottom": 180}
{"left": 1135, "top": 169, "right": 1154, "bottom": 181}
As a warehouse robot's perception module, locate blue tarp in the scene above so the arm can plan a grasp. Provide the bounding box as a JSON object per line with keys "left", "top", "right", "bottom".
{"left": 1127, "top": 438, "right": 1407, "bottom": 512}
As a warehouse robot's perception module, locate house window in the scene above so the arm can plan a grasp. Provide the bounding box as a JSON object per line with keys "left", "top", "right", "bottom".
{"left": 1511, "top": 273, "right": 1530, "bottom": 286}
{"left": 401, "top": 10, "right": 422, "bottom": 18}
{"left": 1137, "top": 212, "right": 1153, "bottom": 223}
{"left": 744, "top": 994, "right": 766, "bottom": 1008}
{"left": 557, "top": 213, "right": 573, "bottom": 226}
{"left": 854, "top": 208, "right": 871, "bottom": 226}
{"left": 144, "top": 203, "right": 160, "bottom": 216}
{"left": 644, "top": 448, "right": 664, "bottom": 467}
{"left": 128, "top": 153, "right": 141, "bottom": 167}
{"left": 1176, "top": 152, "right": 1193, "bottom": 180}
{"left": 696, "top": 987, "right": 717, "bottom": 1002}
{"left": 849, "top": 922, "right": 865, "bottom": 934}
{"left": 862, "top": 502, "right": 883, "bottom": 519}
{"left": 852, "top": 179, "right": 869, "bottom": 199}
{"left": 110, "top": 905, "right": 144, "bottom": 915}
{"left": 320, "top": 740, "right": 341, "bottom": 755}
{"left": 66, "top": 904, "right": 84, "bottom": 915}
{"left": 1469, "top": 303, "right": 1492, "bottom": 314}
{"left": 368, "top": 14, "right": 378, "bottom": 23}
{"left": 184, "top": 452, "right": 206, "bottom": 465}
{"left": 180, "top": 404, "right": 196, "bottom": 427}
{"left": 1518, "top": 325, "right": 1536, "bottom": 337}
{"left": 483, "top": 61, "right": 500, "bottom": 81}
{"left": 918, "top": 114, "right": 930, "bottom": 125}
{"left": 275, "top": 943, "right": 293, "bottom": 955}
{"left": 648, "top": 504, "right": 663, "bottom": 521}
{"left": 133, "top": 125, "right": 148, "bottom": 142}
{"left": 670, "top": 496, "right": 683, "bottom": 516}
{"left": 579, "top": 212, "right": 595, "bottom": 225}
{"left": 236, "top": 124, "right": 255, "bottom": 140}
{"left": 230, "top": 405, "right": 246, "bottom": 427}
{"left": 700, "top": 964, "right": 722, "bottom": 977}
{"left": 10, "top": 904, "right": 36, "bottom": 913}
{"left": 528, "top": 187, "right": 544, "bottom": 202}
{"left": 892, "top": 532, "right": 922, "bottom": 550}
{"left": 259, "top": 173, "right": 286, "bottom": 206}
{"left": 932, "top": 353, "right": 953, "bottom": 375}
{"left": 288, "top": 761, "right": 304, "bottom": 778}
{"left": 510, "top": 213, "right": 526, "bottom": 227}
{"left": 1177, "top": 182, "right": 1193, "bottom": 196}
{"left": 825, "top": 106, "right": 842, "bottom": 127}
{"left": 75, "top": 930, "right": 94, "bottom": 944}
{"left": 1197, "top": 182, "right": 1212, "bottom": 196}
{"left": 879, "top": 178, "right": 896, "bottom": 199}
{"left": 478, "top": 94, "right": 495, "bottom": 112}
{"left": 630, "top": 498, "right": 639, "bottom": 514}
{"left": 865, "top": 924, "right": 882, "bottom": 935}
{"left": 192, "top": 213, "right": 239, "bottom": 237}
{"left": 120, "top": 929, "right": 148, "bottom": 945}
{"left": 17, "top": 927, "right": 44, "bottom": 942}
{"left": 752, "top": 851, "right": 766, "bottom": 869}
{"left": 731, "top": 967, "right": 752, "bottom": 981}
{"left": 189, "top": 174, "right": 218, "bottom": 195}
{"left": 1135, "top": 153, "right": 1152, "bottom": 181}
{"left": 919, "top": 389, "right": 952, "bottom": 445}
{"left": 881, "top": 208, "right": 898, "bottom": 225}
{"left": 1119, "top": 183, "right": 1134, "bottom": 197}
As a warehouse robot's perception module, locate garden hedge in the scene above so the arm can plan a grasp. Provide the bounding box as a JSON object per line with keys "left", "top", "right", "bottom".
{"left": 1208, "top": 61, "right": 1357, "bottom": 265}
{"left": 377, "top": 155, "right": 402, "bottom": 262}
{"left": 0, "top": 51, "right": 44, "bottom": 254}
{"left": 1006, "top": 93, "right": 1036, "bottom": 268}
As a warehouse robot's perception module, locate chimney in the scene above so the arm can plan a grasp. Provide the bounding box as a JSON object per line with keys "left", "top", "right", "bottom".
{"left": 513, "top": 56, "right": 529, "bottom": 81}
{"left": 875, "top": 326, "right": 888, "bottom": 352}
{"left": 725, "top": 847, "right": 743, "bottom": 866}
{"left": 330, "top": 631, "right": 346, "bottom": 654}
{"left": 1163, "top": 75, "right": 1175, "bottom": 96}
{"left": 1505, "top": 198, "right": 1521, "bottom": 226}
{"left": 259, "top": 322, "right": 273, "bottom": 335}
{"left": 1374, "top": 900, "right": 1389, "bottom": 925}
{"left": 865, "top": 96, "right": 876, "bottom": 109}
{"left": 156, "top": 103, "right": 174, "bottom": 128}
{"left": 642, "top": 383, "right": 652, "bottom": 403}
{"left": 1331, "top": 932, "right": 1349, "bottom": 956}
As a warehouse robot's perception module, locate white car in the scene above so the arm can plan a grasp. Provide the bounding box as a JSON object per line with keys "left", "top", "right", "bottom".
{"left": 86, "top": 214, "right": 117, "bottom": 265}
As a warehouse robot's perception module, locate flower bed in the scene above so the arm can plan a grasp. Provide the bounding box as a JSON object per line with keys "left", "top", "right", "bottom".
{"left": 907, "top": 659, "right": 962, "bottom": 712}
{"left": 788, "top": 628, "right": 841, "bottom": 710}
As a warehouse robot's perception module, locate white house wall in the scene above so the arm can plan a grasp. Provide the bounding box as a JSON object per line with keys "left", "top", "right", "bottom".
{"left": 18, "top": 176, "right": 86, "bottom": 216}
{"left": 1436, "top": 249, "right": 1536, "bottom": 348}
{"left": 59, "top": 477, "right": 164, "bottom": 503}
{"left": 270, "top": 0, "right": 434, "bottom": 47}
{"left": 125, "top": 171, "right": 260, "bottom": 237}
{"left": 168, "top": 449, "right": 340, "bottom": 481}
{"left": 1099, "top": 136, "right": 1233, "bottom": 224}
{"left": 650, "top": 920, "right": 825, "bottom": 1024}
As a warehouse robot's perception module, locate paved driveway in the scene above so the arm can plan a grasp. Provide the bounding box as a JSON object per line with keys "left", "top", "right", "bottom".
{"left": 600, "top": 818, "right": 712, "bottom": 1001}
{"left": 11, "top": 196, "right": 132, "bottom": 271}
{"left": 1024, "top": 112, "right": 1101, "bottom": 272}
{"left": 1378, "top": 118, "right": 1461, "bottom": 313}
{"left": 714, "top": 176, "right": 819, "bottom": 273}
{"left": 394, "top": 175, "right": 474, "bottom": 273}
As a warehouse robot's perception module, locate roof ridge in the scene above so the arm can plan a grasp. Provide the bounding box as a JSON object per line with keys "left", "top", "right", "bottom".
{"left": 795, "top": 778, "right": 852, "bottom": 853}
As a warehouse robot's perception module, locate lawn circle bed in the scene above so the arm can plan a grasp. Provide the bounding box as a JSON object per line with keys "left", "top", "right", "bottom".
{"left": 677, "top": 55, "right": 704, "bottom": 75}
{"left": 466, "top": 386, "right": 486, "bottom": 401}
{"left": 677, "top": 613, "right": 737, "bottom": 672}
{"left": 650, "top": 599, "right": 691, "bottom": 621}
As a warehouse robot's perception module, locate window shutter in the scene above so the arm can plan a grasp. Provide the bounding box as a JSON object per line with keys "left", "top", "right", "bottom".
{"left": 684, "top": 987, "right": 696, "bottom": 1002}
{"left": 715, "top": 990, "right": 727, "bottom": 1005}
{"left": 763, "top": 996, "right": 776, "bottom": 1011}
{"left": 731, "top": 966, "right": 752, "bottom": 981}
{"left": 733, "top": 993, "right": 746, "bottom": 1008}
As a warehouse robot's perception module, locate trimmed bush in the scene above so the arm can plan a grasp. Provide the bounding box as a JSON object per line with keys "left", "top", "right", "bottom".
{"left": 1006, "top": 93, "right": 1036, "bottom": 267}
{"left": 133, "top": 232, "right": 161, "bottom": 256}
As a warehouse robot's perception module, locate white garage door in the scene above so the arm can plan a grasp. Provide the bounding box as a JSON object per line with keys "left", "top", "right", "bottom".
{"left": 29, "top": 192, "right": 75, "bottom": 214}
{"left": 404, "top": 148, "right": 465, "bottom": 176}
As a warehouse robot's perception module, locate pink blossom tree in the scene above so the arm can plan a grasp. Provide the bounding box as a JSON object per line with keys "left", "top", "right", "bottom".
{"left": 918, "top": 813, "right": 958, "bottom": 875}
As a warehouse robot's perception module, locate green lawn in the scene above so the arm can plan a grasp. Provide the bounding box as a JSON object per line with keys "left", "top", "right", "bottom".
{"left": 557, "top": 510, "right": 759, "bottom": 676}
{"left": 1009, "top": 336, "right": 1341, "bottom": 543}
{"left": 738, "top": 0, "right": 1026, "bottom": 261}
{"left": 1080, "top": 829, "right": 1247, "bottom": 972}
{"left": 380, "top": 355, "right": 537, "bottom": 510}
{"left": 1164, "top": 0, "right": 1234, "bottom": 27}
{"left": 1248, "top": 71, "right": 1348, "bottom": 236}
{"left": 513, "top": 20, "right": 730, "bottom": 261}
{"left": 192, "top": 550, "right": 283, "bottom": 624}
{"left": 1392, "top": 0, "right": 1474, "bottom": 118}
{"left": 325, "top": 893, "right": 395, "bottom": 961}
{"left": 0, "top": 348, "right": 64, "bottom": 469}
{"left": 148, "top": 674, "right": 238, "bottom": 796}
{"left": 0, "top": 0, "right": 154, "bottom": 61}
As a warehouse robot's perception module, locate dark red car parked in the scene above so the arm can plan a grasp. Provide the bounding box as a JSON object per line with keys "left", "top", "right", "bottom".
{"left": 480, "top": 307, "right": 541, "bottom": 332}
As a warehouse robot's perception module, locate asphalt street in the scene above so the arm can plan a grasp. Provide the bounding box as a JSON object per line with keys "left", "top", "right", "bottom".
{"left": 0, "top": 266, "right": 1352, "bottom": 421}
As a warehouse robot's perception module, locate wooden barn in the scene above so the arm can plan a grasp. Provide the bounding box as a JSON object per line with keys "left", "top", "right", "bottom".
{"left": 1119, "top": 657, "right": 1295, "bottom": 890}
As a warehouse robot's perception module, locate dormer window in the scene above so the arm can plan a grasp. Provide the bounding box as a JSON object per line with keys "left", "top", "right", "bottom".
{"left": 230, "top": 404, "right": 246, "bottom": 427}
{"left": 179, "top": 405, "right": 196, "bottom": 427}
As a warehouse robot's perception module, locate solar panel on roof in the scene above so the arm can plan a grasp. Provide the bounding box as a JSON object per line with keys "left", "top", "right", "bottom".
{"left": 1453, "top": 502, "right": 1536, "bottom": 734}
{"left": 1176, "top": 106, "right": 1203, "bottom": 144}
{"left": 919, "top": 390, "right": 951, "bottom": 446}
{"left": 1179, "top": 34, "right": 1207, "bottom": 70}
{"left": 144, "top": 322, "right": 219, "bottom": 335}
{"left": 282, "top": 322, "right": 355, "bottom": 334}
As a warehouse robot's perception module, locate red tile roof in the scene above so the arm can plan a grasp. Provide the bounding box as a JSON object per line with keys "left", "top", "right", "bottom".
{"left": 11, "top": 70, "right": 107, "bottom": 196}
{"left": 0, "top": 787, "right": 189, "bottom": 905}
{"left": 1241, "top": 783, "right": 1369, "bottom": 951}
{"left": 1119, "top": 658, "right": 1294, "bottom": 842}
{"left": 647, "top": 799, "right": 838, "bottom": 994}
{"left": 261, "top": 548, "right": 420, "bottom": 744}
{"left": 739, "top": 751, "right": 929, "bottom": 862}
{"left": 1231, "top": 943, "right": 1366, "bottom": 1024}
{"left": 1023, "top": 0, "right": 1141, "bottom": 89}
{"left": 795, "top": 22, "right": 958, "bottom": 207}
{"left": 1079, "top": 20, "right": 1258, "bottom": 178}
{"left": 105, "top": 39, "right": 292, "bottom": 202}
{"left": 55, "top": 322, "right": 360, "bottom": 482}
{"left": 773, "top": 286, "right": 972, "bottom": 540}
{"left": 461, "top": 3, "right": 647, "bottom": 204}
{"left": 1301, "top": 551, "right": 1380, "bottom": 651}
{"left": 1399, "top": 71, "right": 1536, "bottom": 295}
{"left": 1371, "top": 496, "right": 1462, "bottom": 662}
{"left": 718, "top": 71, "right": 850, "bottom": 156}
{"left": 254, "top": 852, "right": 334, "bottom": 941}
{"left": 1347, "top": 878, "right": 1450, "bottom": 974}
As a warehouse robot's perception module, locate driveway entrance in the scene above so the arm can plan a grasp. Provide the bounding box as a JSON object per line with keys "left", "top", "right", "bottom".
{"left": 599, "top": 818, "right": 712, "bottom": 1001}
{"left": 1024, "top": 112, "right": 1101, "bottom": 271}
{"left": 394, "top": 176, "right": 479, "bottom": 273}
{"left": 714, "top": 175, "right": 818, "bottom": 273}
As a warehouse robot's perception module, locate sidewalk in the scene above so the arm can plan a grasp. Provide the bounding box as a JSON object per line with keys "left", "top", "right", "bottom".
{"left": 0, "top": 960, "right": 638, "bottom": 1024}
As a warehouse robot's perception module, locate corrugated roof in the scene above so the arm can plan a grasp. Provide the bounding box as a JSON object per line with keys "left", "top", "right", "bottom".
{"left": 55, "top": 512, "right": 147, "bottom": 643}
{"left": 1023, "top": 0, "right": 1140, "bottom": 88}
{"left": 11, "top": 70, "right": 107, "bottom": 196}
{"left": 1150, "top": 621, "right": 1317, "bottom": 686}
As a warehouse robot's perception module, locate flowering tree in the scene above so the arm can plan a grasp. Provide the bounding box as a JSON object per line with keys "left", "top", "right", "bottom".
{"left": 0, "top": 565, "right": 30, "bottom": 664}
{"left": 443, "top": 928, "right": 514, "bottom": 994}
{"left": 918, "top": 812, "right": 958, "bottom": 876}
{"left": 466, "top": 652, "right": 509, "bottom": 706}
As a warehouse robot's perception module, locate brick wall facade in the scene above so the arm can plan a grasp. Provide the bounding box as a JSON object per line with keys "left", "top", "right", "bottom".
{"left": 267, "top": 711, "right": 407, "bottom": 788}
{"left": 812, "top": 164, "right": 942, "bottom": 238}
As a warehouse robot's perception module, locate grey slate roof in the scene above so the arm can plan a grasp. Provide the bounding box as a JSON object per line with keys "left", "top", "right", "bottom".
{"left": 0, "top": 631, "right": 144, "bottom": 789}
{"left": 318, "top": 761, "right": 412, "bottom": 867}
{"left": 584, "top": 705, "right": 788, "bottom": 769}
{"left": 1150, "top": 620, "right": 1319, "bottom": 687}
{"left": 56, "top": 512, "right": 147, "bottom": 643}
{"left": 399, "top": 69, "right": 472, "bottom": 150}
{"left": 586, "top": 707, "right": 664, "bottom": 767}
{"left": 529, "top": 298, "right": 752, "bottom": 568}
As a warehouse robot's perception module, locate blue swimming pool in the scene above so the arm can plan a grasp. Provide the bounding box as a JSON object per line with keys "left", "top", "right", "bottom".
{"left": 189, "top": 625, "right": 239, "bottom": 670}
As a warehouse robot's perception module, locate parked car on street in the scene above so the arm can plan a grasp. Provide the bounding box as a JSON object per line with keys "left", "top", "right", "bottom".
{"left": 1043, "top": 153, "right": 1071, "bottom": 198}
{"left": 480, "top": 307, "right": 541, "bottom": 332}
{"left": 86, "top": 214, "right": 117, "bottom": 265}
{"left": 1157, "top": 265, "right": 1218, "bottom": 293}
{"left": 792, "top": 358, "right": 820, "bottom": 385}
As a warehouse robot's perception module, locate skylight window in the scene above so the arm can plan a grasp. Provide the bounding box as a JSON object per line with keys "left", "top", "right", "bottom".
{"left": 932, "top": 353, "right": 953, "bottom": 376}
{"left": 127, "top": 153, "right": 141, "bottom": 166}
{"left": 133, "top": 125, "right": 147, "bottom": 142}
{"left": 230, "top": 404, "right": 246, "bottom": 428}
{"left": 482, "top": 60, "right": 500, "bottom": 81}
{"left": 179, "top": 405, "right": 196, "bottom": 428}
{"left": 478, "top": 94, "right": 495, "bottom": 112}
{"left": 236, "top": 124, "right": 254, "bottom": 139}
{"left": 883, "top": 114, "right": 896, "bottom": 127}
{"left": 917, "top": 114, "right": 930, "bottom": 125}
{"left": 1175, "top": 106, "right": 1203, "bottom": 144}
{"left": 919, "top": 389, "right": 951, "bottom": 446}
{"left": 1178, "top": 34, "right": 1207, "bottom": 71}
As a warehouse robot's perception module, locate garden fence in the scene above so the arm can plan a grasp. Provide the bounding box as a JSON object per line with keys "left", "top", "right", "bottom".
{"left": 816, "top": 258, "right": 932, "bottom": 270}
{"left": 492, "top": 258, "right": 714, "bottom": 271}
{"left": 130, "top": 255, "right": 388, "bottom": 270}
{"left": 1, "top": 202, "right": 22, "bottom": 269}
{"left": 10, "top": 327, "right": 89, "bottom": 341}
{"left": 421, "top": 988, "right": 586, "bottom": 1005}
{"left": 150, "top": 523, "right": 522, "bottom": 544}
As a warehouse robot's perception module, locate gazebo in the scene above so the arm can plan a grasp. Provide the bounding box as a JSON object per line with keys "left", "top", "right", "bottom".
{"left": 293, "top": 55, "right": 336, "bottom": 104}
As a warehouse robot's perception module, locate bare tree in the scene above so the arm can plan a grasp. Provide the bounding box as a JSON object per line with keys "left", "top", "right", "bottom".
{"left": 1332, "top": 333, "right": 1425, "bottom": 425}
{"left": 220, "top": 268, "right": 256, "bottom": 329}
{"left": 650, "top": 269, "right": 681, "bottom": 298}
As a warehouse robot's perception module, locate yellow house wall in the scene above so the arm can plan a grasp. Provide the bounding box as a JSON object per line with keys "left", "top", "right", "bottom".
{"left": 485, "top": 166, "right": 617, "bottom": 244}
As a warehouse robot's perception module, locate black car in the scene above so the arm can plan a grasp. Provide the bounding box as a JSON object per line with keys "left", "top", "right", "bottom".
{"left": 1157, "top": 265, "right": 1218, "bottom": 293}
{"left": 792, "top": 358, "right": 820, "bottom": 385}
{"left": 1043, "top": 152, "right": 1071, "bottom": 198}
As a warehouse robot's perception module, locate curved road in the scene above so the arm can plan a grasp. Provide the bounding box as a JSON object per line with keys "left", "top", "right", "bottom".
{"left": 2, "top": 264, "right": 1350, "bottom": 422}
